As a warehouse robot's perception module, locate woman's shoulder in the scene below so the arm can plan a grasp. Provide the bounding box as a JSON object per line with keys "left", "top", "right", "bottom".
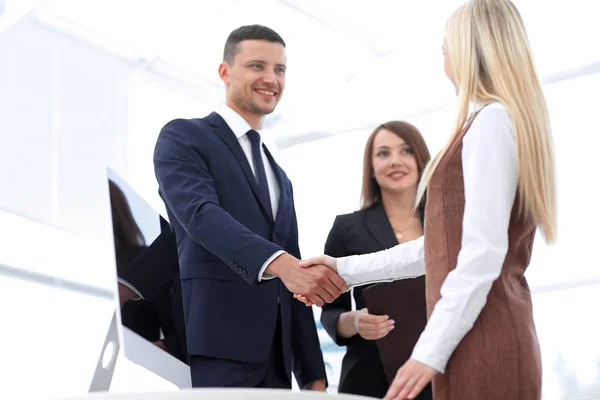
{"left": 333, "top": 204, "right": 377, "bottom": 225}
{"left": 332, "top": 209, "right": 364, "bottom": 229}
{"left": 475, "top": 102, "right": 512, "bottom": 124}
{"left": 331, "top": 204, "right": 385, "bottom": 236}
{"left": 470, "top": 101, "right": 515, "bottom": 142}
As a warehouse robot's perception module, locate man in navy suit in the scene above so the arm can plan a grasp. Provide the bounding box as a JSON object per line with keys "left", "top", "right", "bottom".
{"left": 153, "top": 25, "right": 346, "bottom": 389}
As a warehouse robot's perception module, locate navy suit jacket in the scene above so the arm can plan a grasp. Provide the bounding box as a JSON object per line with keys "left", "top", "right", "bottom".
{"left": 153, "top": 112, "right": 326, "bottom": 387}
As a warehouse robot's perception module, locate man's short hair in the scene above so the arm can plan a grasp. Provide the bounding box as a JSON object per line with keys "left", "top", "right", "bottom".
{"left": 223, "top": 24, "right": 285, "bottom": 64}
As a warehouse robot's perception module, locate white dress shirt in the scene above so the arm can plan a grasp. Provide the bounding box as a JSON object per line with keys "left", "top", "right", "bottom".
{"left": 216, "top": 105, "right": 283, "bottom": 281}
{"left": 336, "top": 102, "right": 519, "bottom": 373}
{"left": 118, "top": 278, "right": 144, "bottom": 300}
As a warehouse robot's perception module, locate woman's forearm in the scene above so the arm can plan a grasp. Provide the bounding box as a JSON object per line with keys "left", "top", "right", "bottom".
{"left": 336, "top": 310, "right": 360, "bottom": 338}
{"left": 337, "top": 236, "right": 425, "bottom": 290}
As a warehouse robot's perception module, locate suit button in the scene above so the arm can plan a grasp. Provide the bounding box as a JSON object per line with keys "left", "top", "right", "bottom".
{"left": 169, "top": 287, "right": 175, "bottom": 294}
{"left": 241, "top": 270, "right": 247, "bottom": 277}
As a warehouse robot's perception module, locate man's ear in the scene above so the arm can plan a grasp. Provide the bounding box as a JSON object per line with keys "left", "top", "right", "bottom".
{"left": 218, "top": 62, "right": 230, "bottom": 84}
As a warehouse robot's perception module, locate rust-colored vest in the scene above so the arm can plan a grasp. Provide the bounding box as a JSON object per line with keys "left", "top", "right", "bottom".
{"left": 423, "top": 111, "right": 542, "bottom": 400}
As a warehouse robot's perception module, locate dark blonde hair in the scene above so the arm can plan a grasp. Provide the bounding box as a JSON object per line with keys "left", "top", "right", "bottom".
{"left": 360, "top": 121, "right": 431, "bottom": 210}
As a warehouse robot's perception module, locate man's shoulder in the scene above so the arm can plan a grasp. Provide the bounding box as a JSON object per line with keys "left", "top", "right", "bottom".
{"left": 157, "top": 114, "right": 219, "bottom": 143}
{"left": 160, "top": 115, "right": 212, "bottom": 132}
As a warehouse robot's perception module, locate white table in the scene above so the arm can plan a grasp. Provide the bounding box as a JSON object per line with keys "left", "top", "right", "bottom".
{"left": 60, "top": 389, "right": 372, "bottom": 400}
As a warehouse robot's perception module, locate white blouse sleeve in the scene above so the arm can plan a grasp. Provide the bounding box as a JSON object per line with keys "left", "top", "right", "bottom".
{"left": 336, "top": 236, "right": 425, "bottom": 291}
{"left": 410, "top": 103, "right": 518, "bottom": 372}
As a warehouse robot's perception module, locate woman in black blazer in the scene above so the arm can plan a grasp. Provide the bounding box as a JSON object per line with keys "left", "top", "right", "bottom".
{"left": 321, "top": 121, "right": 432, "bottom": 399}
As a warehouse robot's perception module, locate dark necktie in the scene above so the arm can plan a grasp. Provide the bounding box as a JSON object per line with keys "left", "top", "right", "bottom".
{"left": 246, "top": 129, "right": 273, "bottom": 220}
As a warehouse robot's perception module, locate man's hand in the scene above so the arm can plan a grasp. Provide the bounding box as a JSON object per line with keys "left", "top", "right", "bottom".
{"left": 303, "top": 379, "right": 326, "bottom": 391}
{"left": 265, "top": 253, "right": 346, "bottom": 307}
{"left": 152, "top": 340, "right": 167, "bottom": 351}
{"left": 293, "top": 254, "right": 340, "bottom": 307}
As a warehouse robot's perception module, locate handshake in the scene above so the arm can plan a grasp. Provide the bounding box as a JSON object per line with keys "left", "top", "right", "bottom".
{"left": 265, "top": 253, "right": 344, "bottom": 307}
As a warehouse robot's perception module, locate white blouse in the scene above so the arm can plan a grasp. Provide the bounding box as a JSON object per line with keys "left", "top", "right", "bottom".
{"left": 336, "top": 102, "right": 519, "bottom": 373}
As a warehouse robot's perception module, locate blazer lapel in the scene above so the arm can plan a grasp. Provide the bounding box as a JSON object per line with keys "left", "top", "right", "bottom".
{"left": 365, "top": 203, "right": 399, "bottom": 249}
{"left": 206, "top": 112, "right": 273, "bottom": 222}
{"left": 263, "top": 146, "right": 290, "bottom": 233}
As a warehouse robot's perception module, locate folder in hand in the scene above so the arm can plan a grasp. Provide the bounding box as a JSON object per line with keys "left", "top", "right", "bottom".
{"left": 362, "top": 275, "right": 428, "bottom": 383}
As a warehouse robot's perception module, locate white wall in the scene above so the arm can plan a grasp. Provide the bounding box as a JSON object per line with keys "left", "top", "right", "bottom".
{"left": 0, "top": 16, "right": 128, "bottom": 242}
{"left": 126, "top": 70, "right": 221, "bottom": 216}
{"left": 0, "top": 17, "right": 182, "bottom": 399}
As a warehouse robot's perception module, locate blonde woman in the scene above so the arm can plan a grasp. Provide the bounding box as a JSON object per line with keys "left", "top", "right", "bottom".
{"left": 296, "top": 0, "right": 556, "bottom": 399}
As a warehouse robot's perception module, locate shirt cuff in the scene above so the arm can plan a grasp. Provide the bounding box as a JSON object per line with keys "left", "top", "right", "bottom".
{"left": 257, "top": 250, "right": 286, "bottom": 281}
{"left": 410, "top": 348, "right": 445, "bottom": 374}
{"left": 118, "top": 278, "right": 144, "bottom": 300}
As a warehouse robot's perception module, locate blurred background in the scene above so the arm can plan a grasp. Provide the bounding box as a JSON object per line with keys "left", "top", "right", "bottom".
{"left": 0, "top": 0, "right": 599, "bottom": 399}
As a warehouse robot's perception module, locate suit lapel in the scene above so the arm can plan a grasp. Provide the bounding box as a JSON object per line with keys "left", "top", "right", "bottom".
{"left": 263, "top": 146, "right": 291, "bottom": 235}
{"left": 206, "top": 112, "right": 273, "bottom": 222}
{"left": 365, "top": 203, "right": 399, "bottom": 249}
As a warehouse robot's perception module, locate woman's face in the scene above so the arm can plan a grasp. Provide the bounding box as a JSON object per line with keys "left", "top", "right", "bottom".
{"left": 443, "top": 39, "right": 457, "bottom": 91}
{"left": 371, "top": 129, "right": 419, "bottom": 195}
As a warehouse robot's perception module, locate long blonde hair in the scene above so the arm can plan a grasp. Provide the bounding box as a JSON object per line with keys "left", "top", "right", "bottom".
{"left": 416, "top": 0, "right": 556, "bottom": 243}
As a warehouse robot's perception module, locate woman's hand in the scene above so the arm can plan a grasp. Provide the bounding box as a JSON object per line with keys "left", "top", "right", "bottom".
{"left": 299, "top": 254, "right": 338, "bottom": 272}
{"left": 383, "top": 359, "right": 437, "bottom": 400}
{"left": 293, "top": 293, "right": 314, "bottom": 306}
{"left": 354, "top": 308, "right": 395, "bottom": 340}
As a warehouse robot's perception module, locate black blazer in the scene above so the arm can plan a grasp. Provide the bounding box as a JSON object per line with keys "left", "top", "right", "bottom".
{"left": 321, "top": 202, "right": 431, "bottom": 399}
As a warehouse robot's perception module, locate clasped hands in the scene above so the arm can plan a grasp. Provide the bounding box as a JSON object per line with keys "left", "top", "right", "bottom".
{"left": 266, "top": 253, "right": 341, "bottom": 307}
{"left": 294, "top": 254, "right": 339, "bottom": 307}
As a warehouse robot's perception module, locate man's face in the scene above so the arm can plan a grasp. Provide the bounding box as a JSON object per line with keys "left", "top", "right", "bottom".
{"left": 220, "top": 40, "right": 286, "bottom": 116}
